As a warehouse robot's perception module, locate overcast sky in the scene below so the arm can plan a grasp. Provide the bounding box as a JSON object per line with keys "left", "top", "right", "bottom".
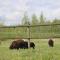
{"left": 0, "top": 0, "right": 60, "bottom": 26}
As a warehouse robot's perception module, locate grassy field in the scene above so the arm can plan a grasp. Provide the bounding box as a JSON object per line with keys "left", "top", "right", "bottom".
{"left": 0, "top": 38, "right": 60, "bottom": 60}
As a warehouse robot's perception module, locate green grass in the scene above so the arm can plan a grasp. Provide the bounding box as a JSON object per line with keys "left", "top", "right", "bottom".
{"left": 0, "top": 26, "right": 60, "bottom": 39}
{"left": 0, "top": 39, "right": 60, "bottom": 60}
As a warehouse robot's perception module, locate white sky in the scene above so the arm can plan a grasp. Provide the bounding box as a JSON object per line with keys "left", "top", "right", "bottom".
{"left": 0, "top": 0, "right": 60, "bottom": 26}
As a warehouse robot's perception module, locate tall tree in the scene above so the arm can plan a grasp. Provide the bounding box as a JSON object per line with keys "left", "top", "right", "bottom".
{"left": 31, "top": 14, "right": 39, "bottom": 25}
{"left": 39, "top": 12, "right": 45, "bottom": 24}
{"left": 22, "top": 12, "right": 30, "bottom": 25}
{"left": 31, "top": 14, "right": 40, "bottom": 33}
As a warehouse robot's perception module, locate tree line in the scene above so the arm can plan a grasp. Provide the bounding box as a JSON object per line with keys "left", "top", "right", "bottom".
{"left": 21, "top": 12, "right": 60, "bottom": 25}
{"left": 0, "top": 12, "right": 60, "bottom": 26}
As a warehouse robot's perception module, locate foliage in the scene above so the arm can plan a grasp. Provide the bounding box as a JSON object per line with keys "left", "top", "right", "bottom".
{"left": 52, "top": 18, "right": 60, "bottom": 24}
{"left": 22, "top": 12, "right": 30, "bottom": 25}
{"left": 39, "top": 12, "right": 46, "bottom": 24}
{"left": 31, "top": 14, "right": 39, "bottom": 25}
{"left": 0, "top": 13, "right": 60, "bottom": 39}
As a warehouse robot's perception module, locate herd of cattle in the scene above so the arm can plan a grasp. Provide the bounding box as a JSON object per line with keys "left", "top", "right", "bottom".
{"left": 9, "top": 38, "right": 54, "bottom": 50}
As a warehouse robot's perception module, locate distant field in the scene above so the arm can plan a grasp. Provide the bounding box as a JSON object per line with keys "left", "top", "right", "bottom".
{"left": 0, "top": 38, "right": 60, "bottom": 60}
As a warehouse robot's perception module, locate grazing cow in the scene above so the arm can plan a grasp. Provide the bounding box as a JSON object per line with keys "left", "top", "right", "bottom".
{"left": 20, "top": 41, "right": 35, "bottom": 49}
{"left": 9, "top": 39, "right": 24, "bottom": 49}
{"left": 48, "top": 38, "right": 54, "bottom": 47}
{"left": 9, "top": 39, "right": 35, "bottom": 49}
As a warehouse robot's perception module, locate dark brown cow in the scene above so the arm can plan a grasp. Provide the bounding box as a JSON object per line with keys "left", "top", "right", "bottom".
{"left": 48, "top": 38, "right": 54, "bottom": 47}
{"left": 9, "top": 39, "right": 35, "bottom": 49}
{"left": 9, "top": 39, "right": 24, "bottom": 49}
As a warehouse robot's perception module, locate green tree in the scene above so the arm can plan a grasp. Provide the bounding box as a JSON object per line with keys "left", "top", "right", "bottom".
{"left": 52, "top": 18, "right": 60, "bottom": 24}
{"left": 22, "top": 12, "right": 30, "bottom": 25}
{"left": 31, "top": 14, "right": 40, "bottom": 33}
{"left": 39, "top": 12, "right": 45, "bottom": 24}
{"left": 31, "top": 14, "right": 39, "bottom": 25}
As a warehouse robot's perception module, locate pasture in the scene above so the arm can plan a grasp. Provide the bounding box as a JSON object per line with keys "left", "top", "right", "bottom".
{"left": 0, "top": 38, "right": 60, "bottom": 60}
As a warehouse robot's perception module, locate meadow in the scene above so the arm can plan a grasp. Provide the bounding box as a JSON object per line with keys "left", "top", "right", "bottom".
{"left": 0, "top": 38, "right": 60, "bottom": 60}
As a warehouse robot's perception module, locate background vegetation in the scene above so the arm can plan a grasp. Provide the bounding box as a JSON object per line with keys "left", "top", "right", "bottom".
{"left": 0, "top": 13, "right": 60, "bottom": 39}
